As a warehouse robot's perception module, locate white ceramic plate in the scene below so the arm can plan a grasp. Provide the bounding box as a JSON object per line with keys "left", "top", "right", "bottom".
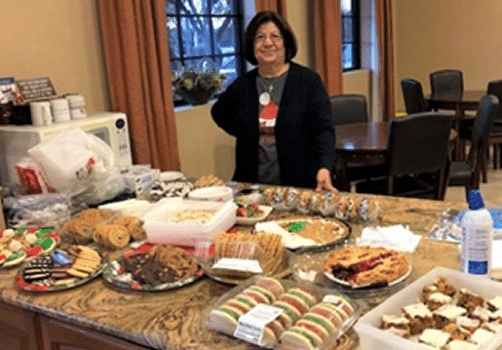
{"left": 235, "top": 205, "right": 273, "bottom": 226}
{"left": 324, "top": 264, "right": 412, "bottom": 289}
{"left": 160, "top": 171, "right": 184, "bottom": 182}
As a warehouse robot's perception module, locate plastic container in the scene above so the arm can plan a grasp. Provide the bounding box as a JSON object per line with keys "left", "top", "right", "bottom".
{"left": 461, "top": 190, "right": 493, "bottom": 277}
{"left": 196, "top": 241, "right": 269, "bottom": 279}
{"left": 141, "top": 197, "right": 236, "bottom": 246}
{"left": 206, "top": 275, "right": 363, "bottom": 349}
{"left": 354, "top": 267, "right": 502, "bottom": 350}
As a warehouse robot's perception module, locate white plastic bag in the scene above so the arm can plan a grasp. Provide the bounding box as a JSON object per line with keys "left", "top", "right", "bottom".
{"left": 28, "top": 128, "right": 114, "bottom": 195}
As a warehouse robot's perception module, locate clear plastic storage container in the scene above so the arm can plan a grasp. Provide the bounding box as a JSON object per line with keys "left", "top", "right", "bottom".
{"left": 142, "top": 197, "right": 236, "bottom": 246}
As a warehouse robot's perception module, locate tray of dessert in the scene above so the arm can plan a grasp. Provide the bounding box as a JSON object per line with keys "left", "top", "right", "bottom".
{"left": 322, "top": 246, "right": 412, "bottom": 289}
{"left": 255, "top": 216, "right": 351, "bottom": 253}
{"left": 16, "top": 245, "right": 104, "bottom": 292}
{"left": 197, "top": 230, "right": 291, "bottom": 285}
{"left": 261, "top": 187, "right": 379, "bottom": 224}
{"left": 61, "top": 209, "right": 147, "bottom": 249}
{"left": 0, "top": 227, "right": 60, "bottom": 269}
{"left": 102, "top": 243, "right": 204, "bottom": 291}
{"left": 206, "top": 275, "right": 363, "bottom": 349}
{"left": 354, "top": 267, "right": 502, "bottom": 350}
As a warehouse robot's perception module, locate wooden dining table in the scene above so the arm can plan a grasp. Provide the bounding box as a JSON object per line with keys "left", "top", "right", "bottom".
{"left": 335, "top": 121, "right": 458, "bottom": 191}
{"left": 335, "top": 122, "right": 389, "bottom": 191}
{"left": 427, "top": 90, "right": 486, "bottom": 160}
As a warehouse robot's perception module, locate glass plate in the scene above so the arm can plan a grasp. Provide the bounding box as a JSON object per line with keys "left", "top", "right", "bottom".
{"left": 323, "top": 263, "right": 412, "bottom": 289}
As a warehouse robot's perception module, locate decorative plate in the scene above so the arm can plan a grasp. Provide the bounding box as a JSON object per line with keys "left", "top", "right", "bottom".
{"left": 236, "top": 205, "right": 273, "bottom": 226}
{"left": 16, "top": 246, "right": 105, "bottom": 292}
{"left": 102, "top": 244, "right": 204, "bottom": 291}
{"left": 255, "top": 217, "right": 351, "bottom": 253}
{"left": 1, "top": 227, "right": 60, "bottom": 269}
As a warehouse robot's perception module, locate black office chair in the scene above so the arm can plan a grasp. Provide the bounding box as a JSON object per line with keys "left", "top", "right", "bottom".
{"left": 485, "top": 80, "right": 502, "bottom": 169}
{"left": 401, "top": 78, "right": 430, "bottom": 114}
{"left": 330, "top": 94, "right": 385, "bottom": 190}
{"left": 458, "top": 81, "right": 502, "bottom": 181}
{"left": 446, "top": 94, "right": 499, "bottom": 201}
{"left": 430, "top": 69, "right": 464, "bottom": 95}
{"left": 356, "top": 112, "right": 452, "bottom": 200}
{"left": 330, "top": 94, "right": 368, "bottom": 125}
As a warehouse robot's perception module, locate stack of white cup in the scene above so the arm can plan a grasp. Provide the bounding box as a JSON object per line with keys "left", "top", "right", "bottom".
{"left": 29, "top": 94, "right": 87, "bottom": 126}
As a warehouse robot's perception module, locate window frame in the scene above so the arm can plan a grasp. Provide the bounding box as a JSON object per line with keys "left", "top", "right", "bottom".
{"left": 166, "top": 0, "right": 246, "bottom": 106}
{"left": 341, "top": 0, "right": 361, "bottom": 72}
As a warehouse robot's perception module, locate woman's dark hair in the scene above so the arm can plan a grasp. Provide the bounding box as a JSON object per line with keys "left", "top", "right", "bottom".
{"left": 244, "top": 11, "right": 298, "bottom": 65}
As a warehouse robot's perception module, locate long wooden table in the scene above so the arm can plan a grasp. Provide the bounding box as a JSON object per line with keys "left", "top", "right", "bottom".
{"left": 0, "top": 194, "right": 467, "bottom": 350}
{"left": 335, "top": 122, "right": 388, "bottom": 191}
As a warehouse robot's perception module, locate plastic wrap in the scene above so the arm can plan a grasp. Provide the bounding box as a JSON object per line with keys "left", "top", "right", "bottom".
{"left": 2, "top": 192, "right": 80, "bottom": 228}
{"left": 206, "top": 275, "right": 363, "bottom": 349}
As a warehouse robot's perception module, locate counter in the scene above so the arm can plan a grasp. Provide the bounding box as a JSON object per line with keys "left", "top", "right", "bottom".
{"left": 0, "top": 194, "right": 467, "bottom": 350}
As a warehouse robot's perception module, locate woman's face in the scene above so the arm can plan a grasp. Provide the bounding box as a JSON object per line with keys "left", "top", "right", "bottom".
{"left": 253, "top": 21, "right": 286, "bottom": 67}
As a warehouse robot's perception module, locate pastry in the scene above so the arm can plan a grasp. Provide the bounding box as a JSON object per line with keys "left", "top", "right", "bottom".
{"left": 323, "top": 246, "right": 410, "bottom": 286}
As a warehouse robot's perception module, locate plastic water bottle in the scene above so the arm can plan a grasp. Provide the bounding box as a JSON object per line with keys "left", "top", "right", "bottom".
{"left": 460, "top": 190, "right": 493, "bottom": 277}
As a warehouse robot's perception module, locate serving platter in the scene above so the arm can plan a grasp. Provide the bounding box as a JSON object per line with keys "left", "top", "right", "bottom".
{"left": 102, "top": 244, "right": 204, "bottom": 291}
{"left": 235, "top": 205, "right": 273, "bottom": 226}
{"left": 324, "top": 264, "right": 412, "bottom": 289}
{"left": 255, "top": 217, "right": 351, "bottom": 253}
{"left": 1, "top": 227, "right": 60, "bottom": 269}
{"left": 16, "top": 246, "right": 105, "bottom": 292}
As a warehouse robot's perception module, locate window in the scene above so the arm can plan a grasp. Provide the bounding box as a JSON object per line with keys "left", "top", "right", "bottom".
{"left": 341, "top": 0, "right": 360, "bottom": 71}
{"left": 166, "top": 0, "right": 245, "bottom": 105}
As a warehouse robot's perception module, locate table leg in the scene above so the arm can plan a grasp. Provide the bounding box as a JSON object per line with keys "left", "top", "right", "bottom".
{"left": 454, "top": 105, "right": 465, "bottom": 161}
{"left": 335, "top": 159, "right": 350, "bottom": 192}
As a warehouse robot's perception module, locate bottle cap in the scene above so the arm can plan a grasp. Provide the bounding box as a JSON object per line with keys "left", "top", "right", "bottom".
{"left": 468, "top": 190, "right": 485, "bottom": 210}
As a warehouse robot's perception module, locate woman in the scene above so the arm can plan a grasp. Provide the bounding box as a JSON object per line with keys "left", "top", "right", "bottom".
{"left": 211, "top": 11, "right": 336, "bottom": 192}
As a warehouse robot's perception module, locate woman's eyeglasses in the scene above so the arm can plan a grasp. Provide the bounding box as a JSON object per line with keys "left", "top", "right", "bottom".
{"left": 255, "top": 33, "right": 283, "bottom": 44}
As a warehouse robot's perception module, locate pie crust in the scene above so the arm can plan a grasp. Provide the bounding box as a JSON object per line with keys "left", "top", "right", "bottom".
{"left": 323, "top": 246, "right": 410, "bottom": 286}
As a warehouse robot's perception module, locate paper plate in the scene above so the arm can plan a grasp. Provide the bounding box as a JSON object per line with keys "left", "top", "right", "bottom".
{"left": 160, "top": 171, "right": 184, "bottom": 182}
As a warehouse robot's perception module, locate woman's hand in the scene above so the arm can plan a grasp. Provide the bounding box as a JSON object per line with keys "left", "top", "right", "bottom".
{"left": 315, "top": 168, "right": 338, "bottom": 193}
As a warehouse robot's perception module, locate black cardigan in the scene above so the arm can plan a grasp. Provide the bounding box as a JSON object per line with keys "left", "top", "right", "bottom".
{"left": 211, "top": 62, "right": 335, "bottom": 188}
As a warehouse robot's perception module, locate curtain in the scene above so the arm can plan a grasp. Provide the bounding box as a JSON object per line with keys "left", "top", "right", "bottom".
{"left": 313, "top": 0, "right": 343, "bottom": 96}
{"left": 375, "top": 0, "right": 395, "bottom": 121}
{"left": 255, "top": 0, "right": 287, "bottom": 18}
{"left": 98, "top": 0, "right": 180, "bottom": 170}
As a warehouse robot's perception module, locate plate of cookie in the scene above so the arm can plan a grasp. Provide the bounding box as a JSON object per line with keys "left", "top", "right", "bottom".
{"left": 254, "top": 217, "right": 351, "bottom": 253}
{"left": 323, "top": 246, "right": 412, "bottom": 289}
{"left": 102, "top": 243, "right": 204, "bottom": 291}
{"left": 1, "top": 227, "right": 60, "bottom": 269}
{"left": 15, "top": 245, "right": 105, "bottom": 292}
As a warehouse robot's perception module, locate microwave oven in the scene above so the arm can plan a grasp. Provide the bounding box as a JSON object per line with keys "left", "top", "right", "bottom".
{"left": 0, "top": 112, "right": 133, "bottom": 185}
